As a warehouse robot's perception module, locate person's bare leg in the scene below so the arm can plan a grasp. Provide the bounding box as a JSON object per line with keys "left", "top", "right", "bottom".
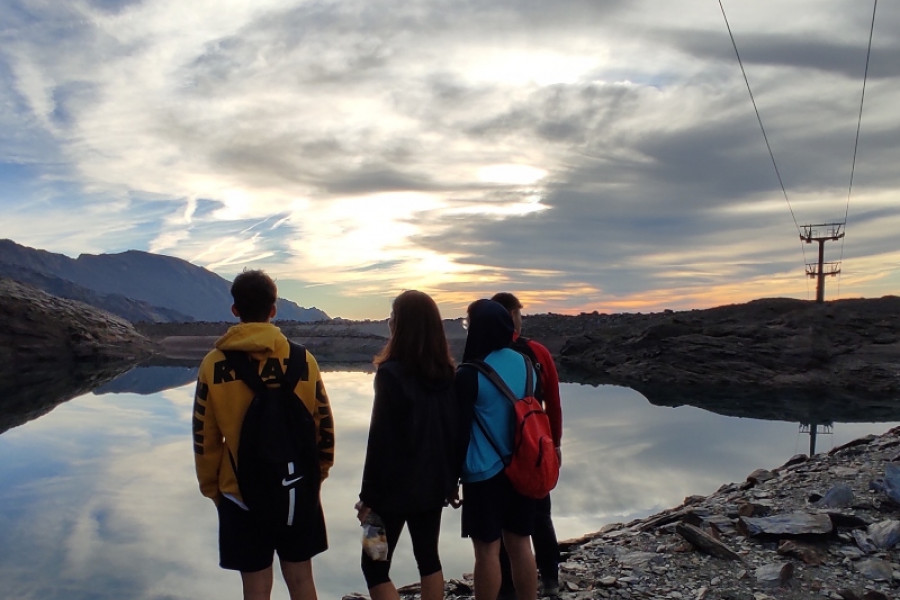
{"left": 241, "top": 566, "right": 274, "bottom": 600}
{"left": 368, "top": 581, "right": 401, "bottom": 600}
{"left": 420, "top": 570, "right": 444, "bottom": 600}
{"left": 502, "top": 531, "right": 537, "bottom": 600}
{"left": 281, "top": 559, "right": 318, "bottom": 600}
{"left": 472, "top": 539, "right": 501, "bottom": 600}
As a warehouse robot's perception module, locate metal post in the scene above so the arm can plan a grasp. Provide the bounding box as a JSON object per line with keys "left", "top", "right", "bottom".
{"left": 815, "top": 240, "right": 826, "bottom": 303}
{"left": 800, "top": 223, "right": 844, "bottom": 304}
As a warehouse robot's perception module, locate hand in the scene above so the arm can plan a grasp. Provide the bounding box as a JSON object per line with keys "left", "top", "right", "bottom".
{"left": 354, "top": 500, "right": 371, "bottom": 524}
{"left": 446, "top": 486, "right": 462, "bottom": 509}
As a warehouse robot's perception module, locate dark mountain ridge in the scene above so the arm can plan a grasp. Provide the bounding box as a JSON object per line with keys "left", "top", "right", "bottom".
{"left": 0, "top": 239, "right": 328, "bottom": 323}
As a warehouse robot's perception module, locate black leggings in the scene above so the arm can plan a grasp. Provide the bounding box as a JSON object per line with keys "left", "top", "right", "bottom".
{"left": 361, "top": 508, "right": 443, "bottom": 588}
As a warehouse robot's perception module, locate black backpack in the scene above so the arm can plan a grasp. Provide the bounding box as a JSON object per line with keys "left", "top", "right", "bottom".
{"left": 225, "top": 342, "right": 319, "bottom": 526}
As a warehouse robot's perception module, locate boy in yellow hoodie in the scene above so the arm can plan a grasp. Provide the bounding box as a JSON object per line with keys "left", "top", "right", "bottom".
{"left": 193, "top": 269, "right": 334, "bottom": 600}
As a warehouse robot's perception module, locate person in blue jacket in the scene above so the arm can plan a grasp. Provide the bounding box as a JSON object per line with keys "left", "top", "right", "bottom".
{"left": 455, "top": 299, "right": 538, "bottom": 600}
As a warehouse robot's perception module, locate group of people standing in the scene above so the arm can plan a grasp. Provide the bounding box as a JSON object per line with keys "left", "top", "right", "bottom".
{"left": 192, "top": 269, "right": 563, "bottom": 600}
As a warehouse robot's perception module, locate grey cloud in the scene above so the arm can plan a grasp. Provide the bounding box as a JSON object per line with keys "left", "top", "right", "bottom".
{"left": 319, "top": 164, "right": 437, "bottom": 195}
{"left": 677, "top": 30, "right": 896, "bottom": 79}
{"left": 348, "top": 260, "right": 405, "bottom": 273}
{"left": 85, "top": 0, "right": 143, "bottom": 14}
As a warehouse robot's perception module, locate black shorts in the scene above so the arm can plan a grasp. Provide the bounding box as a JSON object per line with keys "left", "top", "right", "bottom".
{"left": 461, "top": 471, "right": 536, "bottom": 542}
{"left": 218, "top": 495, "right": 328, "bottom": 572}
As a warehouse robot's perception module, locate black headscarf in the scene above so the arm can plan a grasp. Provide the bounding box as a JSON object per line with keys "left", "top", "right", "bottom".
{"left": 462, "top": 299, "right": 515, "bottom": 362}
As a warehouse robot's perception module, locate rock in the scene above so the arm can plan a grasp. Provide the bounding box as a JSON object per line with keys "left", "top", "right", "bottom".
{"left": 882, "top": 463, "right": 900, "bottom": 503}
{"left": 854, "top": 558, "right": 893, "bottom": 581}
{"left": 814, "top": 484, "right": 855, "bottom": 508}
{"left": 852, "top": 529, "right": 878, "bottom": 554}
{"left": 776, "top": 540, "right": 827, "bottom": 565}
{"left": 675, "top": 522, "right": 743, "bottom": 561}
{"left": 739, "top": 512, "right": 834, "bottom": 537}
{"left": 754, "top": 562, "right": 794, "bottom": 587}
{"left": 782, "top": 454, "right": 809, "bottom": 468}
{"left": 617, "top": 551, "right": 661, "bottom": 568}
{"left": 746, "top": 469, "right": 777, "bottom": 485}
{"left": 863, "top": 520, "right": 900, "bottom": 550}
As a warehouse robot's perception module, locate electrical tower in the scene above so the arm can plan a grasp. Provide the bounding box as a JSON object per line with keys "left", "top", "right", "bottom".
{"left": 800, "top": 222, "right": 844, "bottom": 303}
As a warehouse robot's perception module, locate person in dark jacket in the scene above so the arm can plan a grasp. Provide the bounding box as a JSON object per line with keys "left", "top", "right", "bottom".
{"left": 455, "top": 299, "right": 538, "bottom": 600}
{"left": 355, "top": 290, "right": 459, "bottom": 600}
{"left": 491, "top": 292, "right": 562, "bottom": 599}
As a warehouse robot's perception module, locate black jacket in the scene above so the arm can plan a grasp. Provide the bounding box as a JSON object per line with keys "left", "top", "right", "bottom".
{"left": 359, "top": 360, "right": 460, "bottom": 514}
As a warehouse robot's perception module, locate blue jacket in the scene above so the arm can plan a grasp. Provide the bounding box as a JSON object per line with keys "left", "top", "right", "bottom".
{"left": 459, "top": 347, "right": 531, "bottom": 483}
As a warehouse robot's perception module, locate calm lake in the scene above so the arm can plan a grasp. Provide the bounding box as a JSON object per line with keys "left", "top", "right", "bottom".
{"left": 0, "top": 366, "right": 897, "bottom": 600}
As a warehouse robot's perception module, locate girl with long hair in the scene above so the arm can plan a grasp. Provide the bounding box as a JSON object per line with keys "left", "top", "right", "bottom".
{"left": 355, "top": 290, "right": 459, "bottom": 600}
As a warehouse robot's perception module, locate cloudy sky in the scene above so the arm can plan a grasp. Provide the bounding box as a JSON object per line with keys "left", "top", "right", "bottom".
{"left": 1, "top": 0, "right": 898, "bottom": 319}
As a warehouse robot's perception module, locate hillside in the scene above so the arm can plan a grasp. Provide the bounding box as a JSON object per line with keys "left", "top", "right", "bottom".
{"left": 0, "top": 278, "right": 156, "bottom": 433}
{"left": 0, "top": 239, "right": 328, "bottom": 323}
{"left": 141, "top": 296, "right": 900, "bottom": 414}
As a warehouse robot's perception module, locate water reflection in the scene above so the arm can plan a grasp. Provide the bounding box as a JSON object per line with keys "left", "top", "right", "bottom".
{"left": 0, "top": 359, "right": 136, "bottom": 434}
{"left": 0, "top": 367, "right": 898, "bottom": 599}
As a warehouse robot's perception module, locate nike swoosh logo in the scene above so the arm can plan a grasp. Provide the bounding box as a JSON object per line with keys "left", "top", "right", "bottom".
{"left": 282, "top": 475, "right": 305, "bottom": 487}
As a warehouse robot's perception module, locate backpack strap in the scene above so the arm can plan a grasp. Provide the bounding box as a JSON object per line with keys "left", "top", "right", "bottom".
{"left": 224, "top": 341, "right": 307, "bottom": 393}
{"left": 466, "top": 356, "right": 534, "bottom": 404}
{"left": 284, "top": 341, "right": 309, "bottom": 383}
{"left": 223, "top": 350, "right": 268, "bottom": 394}
{"left": 460, "top": 356, "right": 534, "bottom": 465}
{"left": 511, "top": 336, "right": 544, "bottom": 400}
{"left": 223, "top": 342, "right": 308, "bottom": 478}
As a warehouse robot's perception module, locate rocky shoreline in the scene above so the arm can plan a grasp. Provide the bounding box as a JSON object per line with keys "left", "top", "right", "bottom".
{"left": 136, "top": 296, "right": 900, "bottom": 398}
{"left": 355, "top": 427, "right": 900, "bottom": 600}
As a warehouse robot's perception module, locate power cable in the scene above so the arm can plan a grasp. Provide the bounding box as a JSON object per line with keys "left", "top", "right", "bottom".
{"left": 837, "top": 0, "right": 878, "bottom": 296}
{"left": 717, "top": 0, "right": 808, "bottom": 273}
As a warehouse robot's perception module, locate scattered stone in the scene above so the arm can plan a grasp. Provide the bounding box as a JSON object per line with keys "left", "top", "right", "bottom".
{"left": 391, "top": 427, "right": 900, "bottom": 600}
{"left": 737, "top": 502, "right": 771, "bottom": 517}
{"left": 881, "top": 463, "right": 900, "bottom": 503}
{"left": 747, "top": 469, "right": 777, "bottom": 485}
{"left": 814, "top": 484, "right": 855, "bottom": 508}
{"left": 740, "top": 512, "right": 834, "bottom": 537}
{"left": 782, "top": 454, "right": 809, "bottom": 468}
{"left": 618, "top": 551, "right": 660, "bottom": 568}
{"left": 855, "top": 558, "right": 893, "bottom": 581}
{"left": 777, "top": 539, "right": 827, "bottom": 565}
{"left": 675, "top": 522, "right": 743, "bottom": 561}
{"left": 754, "top": 562, "right": 794, "bottom": 587}
{"left": 866, "top": 520, "right": 900, "bottom": 550}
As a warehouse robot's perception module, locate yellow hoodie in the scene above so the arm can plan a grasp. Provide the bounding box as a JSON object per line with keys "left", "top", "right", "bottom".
{"left": 192, "top": 322, "right": 335, "bottom": 504}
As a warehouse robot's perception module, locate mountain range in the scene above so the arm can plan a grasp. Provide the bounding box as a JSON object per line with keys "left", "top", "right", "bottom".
{"left": 0, "top": 239, "right": 329, "bottom": 323}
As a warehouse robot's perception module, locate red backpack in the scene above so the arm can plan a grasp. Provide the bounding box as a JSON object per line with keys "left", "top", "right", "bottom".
{"left": 467, "top": 357, "right": 560, "bottom": 499}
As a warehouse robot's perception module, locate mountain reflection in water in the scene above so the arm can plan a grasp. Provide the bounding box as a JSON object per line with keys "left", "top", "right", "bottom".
{"left": 1, "top": 365, "right": 898, "bottom": 600}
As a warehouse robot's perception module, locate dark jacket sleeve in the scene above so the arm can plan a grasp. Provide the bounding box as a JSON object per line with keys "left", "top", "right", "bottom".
{"left": 528, "top": 340, "right": 562, "bottom": 446}
{"left": 453, "top": 365, "right": 478, "bottom": 482}
{"left": 359, "top": 366, "right": 406, "bottom": 510}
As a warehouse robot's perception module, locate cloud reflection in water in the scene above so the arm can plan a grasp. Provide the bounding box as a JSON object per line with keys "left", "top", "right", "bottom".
{"left": 0, "top": 369, "right": 896, "bottom": 599}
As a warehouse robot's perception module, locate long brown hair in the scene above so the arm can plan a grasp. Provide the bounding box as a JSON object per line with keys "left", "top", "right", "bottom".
{"left": 374, "top": 290, "right": 455, "bottom": 381}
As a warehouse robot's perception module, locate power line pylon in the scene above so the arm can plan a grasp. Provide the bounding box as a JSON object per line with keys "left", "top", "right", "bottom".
{"left": 800, "top": 223, "right": 844, "bottom": 303}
